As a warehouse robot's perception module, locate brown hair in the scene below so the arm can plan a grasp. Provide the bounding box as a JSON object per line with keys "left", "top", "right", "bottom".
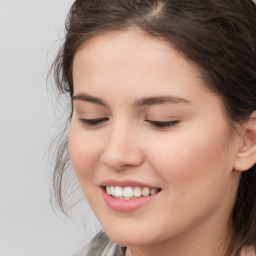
{"left": 51, "top": 0, "right": 256, "bottom": 255}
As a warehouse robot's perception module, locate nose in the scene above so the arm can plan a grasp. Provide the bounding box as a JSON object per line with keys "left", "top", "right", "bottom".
{"left": 100, "top": 122, "right": 144, "bottom": 171}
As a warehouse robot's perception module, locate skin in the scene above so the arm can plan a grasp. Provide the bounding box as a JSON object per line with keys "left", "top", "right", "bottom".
{"left": 69, "top": 30, "right": 248, "bottom": 256}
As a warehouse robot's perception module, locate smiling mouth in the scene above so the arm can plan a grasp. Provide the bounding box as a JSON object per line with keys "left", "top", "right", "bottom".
{"left": 104, "top": 186, "right": 161, "bottom": 200}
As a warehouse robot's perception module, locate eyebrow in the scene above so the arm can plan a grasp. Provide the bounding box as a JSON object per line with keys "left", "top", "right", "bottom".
{"left": 134, "top": 96, "right": 191, "bottom": 106}
{"left": 72, "top": 93, "right": 191, "bottom": 107}
{"left": 72, "top": 93, "right": 107, "bottom": 106}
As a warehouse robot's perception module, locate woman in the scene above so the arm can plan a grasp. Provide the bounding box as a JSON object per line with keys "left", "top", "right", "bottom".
{"left": 51, "top": 0, "right": 256, "bottom": 255}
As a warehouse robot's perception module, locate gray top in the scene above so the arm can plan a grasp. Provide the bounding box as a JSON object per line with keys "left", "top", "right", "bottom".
{"left": 73, "top": 231, "right": 126, "bottom": 256}
{"left": 73, "top": 231, "right": 256, "bottom": 256}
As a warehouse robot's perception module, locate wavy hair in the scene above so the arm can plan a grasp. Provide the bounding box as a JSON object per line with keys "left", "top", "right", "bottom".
{"left": 50, "top": 1, "right": 256, "bottom": 255}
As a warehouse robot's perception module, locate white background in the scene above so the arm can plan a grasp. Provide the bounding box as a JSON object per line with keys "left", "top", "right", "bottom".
{"left": 0, "top": 1, "right": 100, "bottom": 255}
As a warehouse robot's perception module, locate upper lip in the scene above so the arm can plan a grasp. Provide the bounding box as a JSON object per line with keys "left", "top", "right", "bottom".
{"left": 99, "top": 179, "right": 160, "bottom": 189}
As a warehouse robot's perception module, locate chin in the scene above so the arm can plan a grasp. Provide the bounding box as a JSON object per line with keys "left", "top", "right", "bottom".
{"left": 101, "top": 221, "right": 162, "bottom": 247}
{"left": 106, "top": 231, "right": 150, "bottom": 247}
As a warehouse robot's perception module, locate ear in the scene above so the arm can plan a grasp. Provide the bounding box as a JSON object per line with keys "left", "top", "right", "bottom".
{"left": 234, "top": 111, "right": 256, "bottom": 172}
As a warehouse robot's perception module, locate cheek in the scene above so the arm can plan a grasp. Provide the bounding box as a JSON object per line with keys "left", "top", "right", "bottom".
{"left": 69, "top": 126, "right": 106, "bottom": 209}
{"left": 146, "top": 126, "right": 233, "bottom": 195}
{"left": 69, "top": 126, "right": 102, "bottom": 180}
{"left": 141, "top": 126, "right": 237, "bottom": 233}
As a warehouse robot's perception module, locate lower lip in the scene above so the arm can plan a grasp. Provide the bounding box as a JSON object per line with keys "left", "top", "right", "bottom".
{"left": 102, "top": 188, "right": 159, "bottom": 212}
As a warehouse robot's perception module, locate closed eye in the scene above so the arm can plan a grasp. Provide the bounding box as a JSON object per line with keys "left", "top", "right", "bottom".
{"left": 78, "top": 118, "right": 179, "bottom": 128}
{"left": 79, "top": 118, "right": 109, "bottom": 126}
{"left": 145, "top": 120, "right": 180, "bottom": 129}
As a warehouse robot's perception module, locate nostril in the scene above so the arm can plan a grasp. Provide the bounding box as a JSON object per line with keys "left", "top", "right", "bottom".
{"left": 100, "top": 149, "right": 145, "bottom": 171}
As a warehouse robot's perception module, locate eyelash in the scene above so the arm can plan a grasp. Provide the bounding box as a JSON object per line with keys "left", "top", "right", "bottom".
{"left": 146, "top": 120, "right": 180, "bottom": 128}
{"left": 79, "top": 118, "right": 108, "bottom": 126}
{"left": 79, "top": 118, "right": 180, "bottom": 129}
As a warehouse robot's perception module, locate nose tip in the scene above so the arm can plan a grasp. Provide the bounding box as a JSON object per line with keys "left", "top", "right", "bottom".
{"left": 100, "top": 132, "right": 144, "bottom": 171}
{"left": 101, "top": 148, "right": 144, "bottom": 171}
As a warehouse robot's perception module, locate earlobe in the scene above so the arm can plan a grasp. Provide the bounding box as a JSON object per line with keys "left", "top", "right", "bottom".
{"left": 233, "top": 111, "right": 256, "bottom": 172}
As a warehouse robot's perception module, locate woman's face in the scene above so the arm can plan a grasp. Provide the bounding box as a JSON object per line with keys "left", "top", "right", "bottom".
{"left": 70, "top": 30, "right": 242, "bottom": 249}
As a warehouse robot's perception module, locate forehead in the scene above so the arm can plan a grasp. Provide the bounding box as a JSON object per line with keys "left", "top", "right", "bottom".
{"left": 72, "top": 29, "right": 206, "bottom": 95}
{"left": 74, "top": 29, "right": 195, "bottom": 68}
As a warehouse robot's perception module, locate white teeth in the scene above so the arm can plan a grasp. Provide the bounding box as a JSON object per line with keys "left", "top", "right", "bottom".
{"left": 150, "top": 188, "right": 157, "bottom": 195}
{"left": 123, "top": 187, "right": 133, "bottom": 198}
{"left": 114, "top": 186, "right": 123, "bottom": 197}
{"left": 106, "top": 186, "right": 111, "bottom": 195}
{"left": 134, "top": 187, "right": 142, "bottom": 197}
{"left": 110, "top": 186, "right": 115, "bottom": 195}
{"left": 142, "top": 187, "right": 150, "bottom": 197}
{"left": 105, "top": 186, "right": 159, "bottom": 199}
